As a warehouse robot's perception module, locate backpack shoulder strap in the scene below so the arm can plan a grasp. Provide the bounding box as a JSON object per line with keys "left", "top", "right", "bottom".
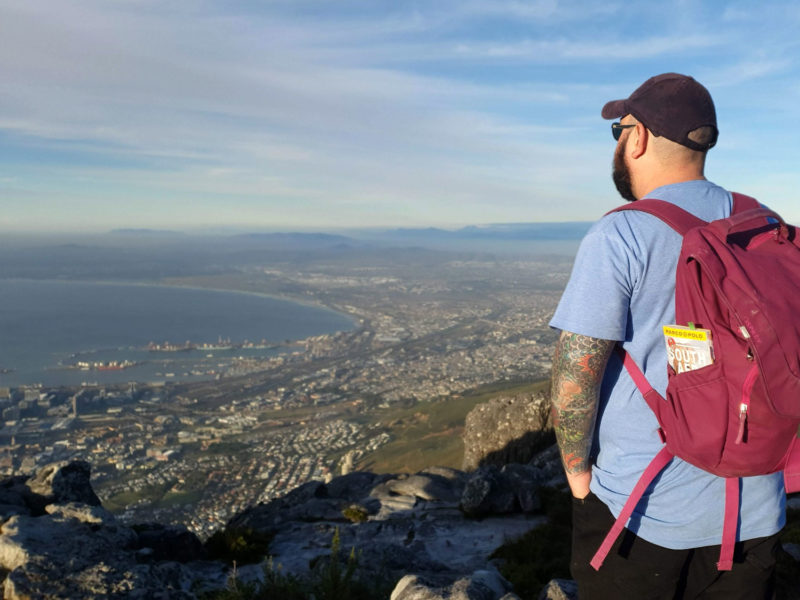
{"left": 607, "top": 191, "right": 760, "bottom": 236}
{"left": 606, "top": 199, "right": 706, "bottom": 236}
{"left": 730, "top": 192, "right": 760, "bottom": 213}
{"left": 718, "top": 478, "right": 740, "bottom": 570}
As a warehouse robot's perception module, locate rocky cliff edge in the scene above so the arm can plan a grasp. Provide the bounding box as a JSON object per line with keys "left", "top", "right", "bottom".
{"left": 0, "top": 392, "right": 584, "bottom": 600}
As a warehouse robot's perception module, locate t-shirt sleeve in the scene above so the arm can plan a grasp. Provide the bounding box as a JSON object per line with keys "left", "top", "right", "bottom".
{"left": 549, "top": 219, "right": 636, "bottom": 341}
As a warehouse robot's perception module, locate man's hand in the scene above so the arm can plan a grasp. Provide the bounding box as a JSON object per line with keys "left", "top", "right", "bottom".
{"left": 550, "top": 330, "right": 615, "bottom": 498}
{"left": 566, "top": 470, "right": 592, "bottom": 499}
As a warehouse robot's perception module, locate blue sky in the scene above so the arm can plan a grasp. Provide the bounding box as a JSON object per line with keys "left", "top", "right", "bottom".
{"left": 1, "top": 1, "right": 798, "bottom": 232}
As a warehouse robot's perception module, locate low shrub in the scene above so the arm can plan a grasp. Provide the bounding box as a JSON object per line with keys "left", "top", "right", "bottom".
{"left": 203, "top": 528, "right": 393, "bottom": 600}
{"left": 342, "top": 504, "right": 369, "bottom": 523}
{"left": 204, "top": 527, "right": 273, "bottom": 566}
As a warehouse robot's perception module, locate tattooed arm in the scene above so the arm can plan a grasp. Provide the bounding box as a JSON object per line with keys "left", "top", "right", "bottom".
{"left": 550, "top": 330, "right": 615, "bottom": 498}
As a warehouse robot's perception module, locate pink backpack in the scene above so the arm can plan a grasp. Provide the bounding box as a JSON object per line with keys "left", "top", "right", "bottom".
{"left": 591, "top": 193, "right": 800, "bottom": 571}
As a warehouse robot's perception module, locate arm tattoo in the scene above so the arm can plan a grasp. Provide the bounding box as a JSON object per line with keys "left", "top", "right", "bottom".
{"left": 550, "top": 331, "right": 615, "bottom": 475}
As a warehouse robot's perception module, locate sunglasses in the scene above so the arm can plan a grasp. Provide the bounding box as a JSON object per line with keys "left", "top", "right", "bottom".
{"left": 612, "top": 121, "right": 636, "bottom": 141}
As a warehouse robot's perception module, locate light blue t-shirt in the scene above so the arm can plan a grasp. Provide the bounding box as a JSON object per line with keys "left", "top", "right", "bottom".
{"left": 550, "top": 179, "right": 785, "bottom": 549}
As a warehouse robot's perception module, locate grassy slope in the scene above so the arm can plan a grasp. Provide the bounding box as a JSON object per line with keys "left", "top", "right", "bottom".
{"left": 357, "top": 379, "right": 550, "bottom": 474}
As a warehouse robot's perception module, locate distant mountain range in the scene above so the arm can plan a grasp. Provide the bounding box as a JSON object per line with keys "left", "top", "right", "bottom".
{"left": 111, "top": 228, "right": 184, "bottom": 235}
{"left": 238, "top": 232, "right": 354, "bottom": 244}
{"left": 380, "top": 222, "right": 591, "bottom": 241}
{"left": 107, "top": 222, "right": 591, "bottom": 244}
{"left": 234, "top": 222, "right": 591, "bottom": 246}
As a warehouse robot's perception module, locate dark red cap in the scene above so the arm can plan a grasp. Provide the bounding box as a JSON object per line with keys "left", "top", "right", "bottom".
{"left": 602, "top": 73, "right": 718, "bottom": 151}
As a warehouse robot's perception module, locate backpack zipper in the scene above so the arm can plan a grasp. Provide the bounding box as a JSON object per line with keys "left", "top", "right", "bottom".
{"left": 735, "top": 361, "right": 759, "bottom": 445}
{"left": 735, "top": 403, "right": 748, "bottom": 444}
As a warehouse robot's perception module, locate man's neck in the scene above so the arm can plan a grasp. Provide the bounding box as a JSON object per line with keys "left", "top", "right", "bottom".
{"left": 638, "top": 173, "right": 706, "bottom": 199}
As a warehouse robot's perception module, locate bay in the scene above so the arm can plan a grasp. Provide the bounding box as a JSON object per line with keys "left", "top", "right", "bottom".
{"left": 0, "top": 280, "right": 355, "bottom": 387}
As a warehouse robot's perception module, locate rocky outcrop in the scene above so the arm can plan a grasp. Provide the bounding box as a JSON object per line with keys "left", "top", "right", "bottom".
{"left": 6, "top": 395, "right": 800, "bottom": 600}
{"left": 229, "top": 463, "right": 548, "bottom": 583}
{"left": 0, "top": 462, "right": 220, "bottom": 599}
{"left": 0, "top": 460, "right": 102, "bottom": 522}
{"left": 462, "top": 391, "right": 554, "bottom": 470}
{"left": 0, "top": 422, "right": 573, "bottom": 598}
{"left": 460, "top": 463, "right": 547, "bottom": 518}
{"left": 24, "top": 461, "right": 102, "bottom": 512}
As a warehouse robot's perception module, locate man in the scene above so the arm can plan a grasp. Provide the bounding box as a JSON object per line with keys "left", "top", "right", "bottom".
{"left": 549, "top": 73, "right": 784, "bottom": 598}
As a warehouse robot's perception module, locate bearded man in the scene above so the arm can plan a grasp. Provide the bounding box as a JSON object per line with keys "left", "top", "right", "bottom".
{"left": 548, "top": 73, "right": 784, "bottom": 599}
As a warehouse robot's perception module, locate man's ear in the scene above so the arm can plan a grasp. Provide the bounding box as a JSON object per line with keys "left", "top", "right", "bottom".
{"left": 629, "top": 122, "right": 648, "bottom": 159}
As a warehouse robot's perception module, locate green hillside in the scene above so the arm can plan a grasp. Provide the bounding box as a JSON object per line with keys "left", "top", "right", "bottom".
{"left": 357, "top": 379, "right": 550, "bottom": 474}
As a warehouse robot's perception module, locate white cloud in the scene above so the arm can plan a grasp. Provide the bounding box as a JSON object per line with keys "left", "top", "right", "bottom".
{"left": 0, "top": 0, "right": 798, "bottom": 230}
{"left": 700, "top": 58, "right": 794, "bottom": 89}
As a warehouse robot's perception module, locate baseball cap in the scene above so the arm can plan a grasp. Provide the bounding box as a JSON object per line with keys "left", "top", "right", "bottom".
{"left": 602, "top": 73, "right": 718, "bottom": 151}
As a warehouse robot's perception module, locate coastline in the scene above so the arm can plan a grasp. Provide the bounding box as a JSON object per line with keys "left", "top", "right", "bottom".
{"left": 0, "top": 276, "right": 359, "bottom": 324}
{"left": 0, "top": 278, "right": 360, "bottom": 387}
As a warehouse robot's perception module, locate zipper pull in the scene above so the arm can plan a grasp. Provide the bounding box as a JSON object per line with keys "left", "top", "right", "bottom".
{"left": 735, "top": 403, "right": 748, "bottom": 444}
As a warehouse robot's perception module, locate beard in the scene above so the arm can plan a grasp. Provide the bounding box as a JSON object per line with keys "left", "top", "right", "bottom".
{"left": 612, "top": 138, "right": 637, "bottom": 203}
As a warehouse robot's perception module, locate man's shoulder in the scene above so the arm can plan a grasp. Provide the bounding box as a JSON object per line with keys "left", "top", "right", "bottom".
{"left": 589, "top": 182, "right": 735, "bottom": 238}
{"left": 643, "top": 180, "right": 734, "bottom": 221}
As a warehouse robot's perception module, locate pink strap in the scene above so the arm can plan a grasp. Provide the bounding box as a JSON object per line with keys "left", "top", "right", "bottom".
{"left": 608, "top": 200, "right": 705, "bottom": 236}
{"left": 730, "top": 192, "right": 760, "bottom": 213}
{"left": 616, "top": 346, "right": 654, "bottom": 396}
{"left": 717, "top": 478, "right": 740, "bottom": 570}
{"left": 590, "top": 446, "right": 674, "bottom": 570}
{"left": 616, "top": 346, "right": 667, "bottom": 419}
{"left": 607, "top": 192, "right": 759, "bottom": 237}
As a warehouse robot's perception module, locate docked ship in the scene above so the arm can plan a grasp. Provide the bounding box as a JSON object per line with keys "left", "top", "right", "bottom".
{"left": 74, "top": 360, "right": 137, "bottom": 371}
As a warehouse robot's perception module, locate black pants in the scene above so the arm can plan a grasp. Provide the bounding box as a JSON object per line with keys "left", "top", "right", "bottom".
{"left": 571, "top": 492, "right": 780, "bottom": 600}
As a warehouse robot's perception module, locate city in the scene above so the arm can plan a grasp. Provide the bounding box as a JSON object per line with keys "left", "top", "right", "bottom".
{"left": 0, "top": 248, "right": 572, "bottom": 538}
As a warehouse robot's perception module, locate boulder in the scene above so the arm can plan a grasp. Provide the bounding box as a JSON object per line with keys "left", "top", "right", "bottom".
{"left": 462, "top": 391, "right": 554, "bottom": 471}
{"left": 0, "top": 507, "right": 207, "bottom": 599}
{"left": 420, "top": 466, "right": 466, "bottom": 481}
{"left": 326, "top": 471, "right": 391, "bottom": 501}
{"left": 0, "top": 509, "right": 137, "bottom": 572}
{"left": 538, "top": 578, "right": 578, "bottom": 600}
{"left": 460, "top": 466, "right": 516, "bottom": 518}
{"left": 0, "top": 462, "right": 222, "bottom": 599}
{"left": 390, "top": 570, "right": 520, "bottom": 600}
{"left": 227, "top": 479, "right": 328, "bottom": 531}
{"left": 45, "top": 501, "right": 115, "bottom": 524}
{"left": 23, "top": 461, "right": 101, "bottom": 514}
{"left": 3, "top": 559, "right": 197, "bottom": 599}
{"left": 384, "top": 473, "right": 460, "bottom": 503}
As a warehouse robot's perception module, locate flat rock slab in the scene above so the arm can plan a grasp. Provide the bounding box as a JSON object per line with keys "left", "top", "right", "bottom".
{"left": 267, "top": 511, "right": 544, "bottom": 579}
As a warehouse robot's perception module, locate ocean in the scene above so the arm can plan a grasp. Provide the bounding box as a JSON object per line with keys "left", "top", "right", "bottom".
{"left": 0, "top": 280, "right": 355, "bottom": 387}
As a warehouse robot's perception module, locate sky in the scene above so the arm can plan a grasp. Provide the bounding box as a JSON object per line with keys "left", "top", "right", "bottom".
{"left": 1, "top": 1, "right": 799, "bottom": 233}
